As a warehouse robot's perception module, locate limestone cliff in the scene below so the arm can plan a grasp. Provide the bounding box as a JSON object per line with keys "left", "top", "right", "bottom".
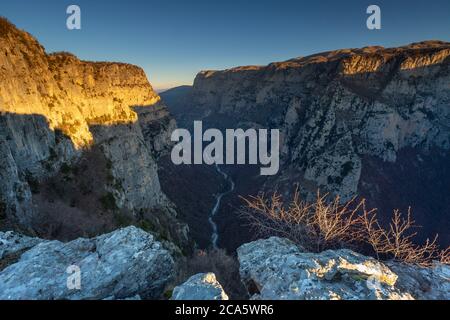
{"left": 173, "top": 41, "right": 450, "bottom": 244}
{"left": 0, "top": 17, "right": 160, "bottom": 148}
{"left": 0, "top": 18, "right": 188, "bottom": 250}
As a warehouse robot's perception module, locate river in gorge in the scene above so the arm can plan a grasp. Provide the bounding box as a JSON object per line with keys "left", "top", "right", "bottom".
{"left": 208, "top": 164, "right": 235, "bottom": 249}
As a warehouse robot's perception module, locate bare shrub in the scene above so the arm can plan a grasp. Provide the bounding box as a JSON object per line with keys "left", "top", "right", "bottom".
{"left": 358, "top": 208, "right": 440, "bottom": 266}
{"left": 241, "top": 189, "right": 449, "bottom": 266}
{"left": 439, "top": 247, "right": 450, "bottom": 265}
{"left": 240, "top": 189, "right": 362, "bottom": 252}
{"left": 173, "top": 249, "right": 248, "bottom": 300}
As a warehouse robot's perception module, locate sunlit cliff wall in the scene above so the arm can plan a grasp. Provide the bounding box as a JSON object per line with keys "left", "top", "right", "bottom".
{"left": 0, "top": 18, "right": 186, "bottom": 246}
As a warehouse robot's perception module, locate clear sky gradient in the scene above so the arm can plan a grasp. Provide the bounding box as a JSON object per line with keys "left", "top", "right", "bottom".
{"left": 1, "top": 0, "right": 449, "bottom": 90}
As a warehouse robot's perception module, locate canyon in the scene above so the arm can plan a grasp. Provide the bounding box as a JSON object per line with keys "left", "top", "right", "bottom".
{"left": 0, "top": 17, "right": 449, "bottom": 300}
{"left": 162, "top": 41, "right": 450, "bottom": 250}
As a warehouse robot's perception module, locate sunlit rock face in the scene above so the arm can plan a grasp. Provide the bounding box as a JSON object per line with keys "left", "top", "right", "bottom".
{"left": 0, "top": 18, "right": 180, "bottom": 240}
{"left": 237, "top": 237, "right": 450, "bottom": 300}
{"left": 0, "top": 20, "right": 160, "bottom": 148}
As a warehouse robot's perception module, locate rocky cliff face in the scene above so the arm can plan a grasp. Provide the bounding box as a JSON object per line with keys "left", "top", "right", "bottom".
{"left": 0, "top": 17, "right": 160, "bottom": 149}
{"left": 0, "top": 18, "right": 188, "bottom": 250}
{"left": 174, "top": 41, "right": 450, "bottom": 244}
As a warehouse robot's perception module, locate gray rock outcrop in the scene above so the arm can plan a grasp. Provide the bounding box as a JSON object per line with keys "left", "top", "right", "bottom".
{"left": 0, "top": 226, "right": 174, "bottom": 300}
{"left": 172, "top": 273, "right": 229, "bottom": 300}
{"left": 237, "top": 237, "right": 450, "bottom": 300}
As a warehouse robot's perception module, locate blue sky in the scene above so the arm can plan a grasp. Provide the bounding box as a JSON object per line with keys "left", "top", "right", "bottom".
{"left": 1, "top": 0, "right": 449, "bottom": 90}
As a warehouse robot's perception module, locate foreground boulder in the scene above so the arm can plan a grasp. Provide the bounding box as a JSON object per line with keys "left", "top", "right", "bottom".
{"left": 0, "top": 226, "right": 174, "bottom": 300}
{"left": 237, "top": 237, "right": 449, "bottom": 300}
{"left": 171, "top": 273, "right": 229, "bottom": 300}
